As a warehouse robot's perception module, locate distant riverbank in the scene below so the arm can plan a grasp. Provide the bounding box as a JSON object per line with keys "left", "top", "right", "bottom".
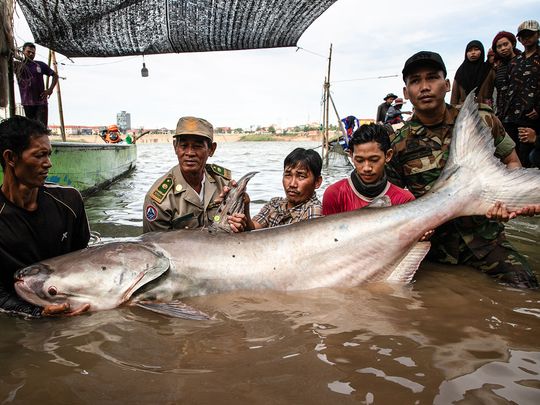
{"left": 50, "top": 130, "right": 336, "bottom": 144}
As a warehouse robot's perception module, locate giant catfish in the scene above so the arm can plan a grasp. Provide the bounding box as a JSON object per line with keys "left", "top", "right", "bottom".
{"left": 14, "top": 94, "right": 540, "bottom": 319}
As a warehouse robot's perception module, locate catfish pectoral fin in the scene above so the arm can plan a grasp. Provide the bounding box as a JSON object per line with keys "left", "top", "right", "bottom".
{"left": 135, "top": 300, "right": 211, "bottom": 320}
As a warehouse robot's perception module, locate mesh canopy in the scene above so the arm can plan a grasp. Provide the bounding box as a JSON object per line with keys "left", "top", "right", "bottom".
{"left": 18, "top": 0, "right": 337, "bottom": 57}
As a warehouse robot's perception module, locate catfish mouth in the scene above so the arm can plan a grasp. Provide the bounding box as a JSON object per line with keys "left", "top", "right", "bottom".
{"left": 15, "top": 279, "right": 91, "bottom": 313}
{"left": 14, "top": 279, "right": 55, "bottom": 308}
{"left": 14, "top": 263, "right": 75, "bottom": 309}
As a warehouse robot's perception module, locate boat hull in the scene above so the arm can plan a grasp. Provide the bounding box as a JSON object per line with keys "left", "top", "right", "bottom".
{"left": 0, "top": 142, "right": 137, "bottom": 196}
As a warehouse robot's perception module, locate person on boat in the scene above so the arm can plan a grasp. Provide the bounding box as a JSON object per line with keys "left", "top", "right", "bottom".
{"left": 450, "top": 40, "right": 494, "bottom": 106}
{"left": 143, "top": 116, "right": 246, "bottom": 232}
{"left": 322, "top": 124, "right": 415, "bottom": 215}
{"left": 244, "top": 148, "right": 323, "bottom": 230}
{"left": 13, "top": 42, "right": 58, "bottom": 127}
{"left": 386, "top": 50, "right": 540, "bottom": 288}
{"left": 376, "top": 93, "right": 398, "bottom": 123}
{"left": 384, "top": 98, "right": 411, "bottom": 125}
{"left": 0, "top": 116, "right": 91, "bottom": 317}
{"left": 100, "top": 125, "right": 123, "bottom": 144}
{"left": 341, "top": 116, "right": 359, "bottom": 139}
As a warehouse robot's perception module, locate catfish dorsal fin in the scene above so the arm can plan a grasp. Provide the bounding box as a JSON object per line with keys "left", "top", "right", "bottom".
{"left": 386, "top": 242, "right": 431, "bottom": 283}
{"left": 208, "top": 171, "right": 258, "bottom": 233}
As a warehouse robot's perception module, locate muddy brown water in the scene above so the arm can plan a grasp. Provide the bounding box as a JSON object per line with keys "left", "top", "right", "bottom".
{"left": 1, "top": 142, "right": 539, "bottom": 404}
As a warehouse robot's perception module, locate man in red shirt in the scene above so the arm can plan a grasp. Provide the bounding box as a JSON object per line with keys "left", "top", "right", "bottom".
{"left": 323, "top": 124, "right": 415, "bottom": 215}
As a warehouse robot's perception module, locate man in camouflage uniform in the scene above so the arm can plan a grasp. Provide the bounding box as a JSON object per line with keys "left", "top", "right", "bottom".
{"left": 386, "top": 51, "right": 539, "bottom": 288}
{"left": 143, "top": 116, "right": 244, "bottom": 232}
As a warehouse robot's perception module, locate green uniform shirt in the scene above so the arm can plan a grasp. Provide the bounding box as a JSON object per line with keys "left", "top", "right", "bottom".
{"left": 143, "top": 164, "right": 230, "bottom": 233}
{"left": 386, "top": 103, "right": 516, "bottom": 262}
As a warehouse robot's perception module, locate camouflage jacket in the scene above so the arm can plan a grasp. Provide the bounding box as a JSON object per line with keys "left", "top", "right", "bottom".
{"left": 386, "top": 104, "right": 516, "bottom": 261}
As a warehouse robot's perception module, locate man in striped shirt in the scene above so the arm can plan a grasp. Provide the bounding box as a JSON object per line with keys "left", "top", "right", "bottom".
{"left": 245, "top": 148, "right": 323, "bottom": 230}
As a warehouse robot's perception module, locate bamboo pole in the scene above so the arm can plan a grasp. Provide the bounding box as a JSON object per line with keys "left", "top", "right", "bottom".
{"left": 50, "top": 51, "right": 66, "bottom": 140}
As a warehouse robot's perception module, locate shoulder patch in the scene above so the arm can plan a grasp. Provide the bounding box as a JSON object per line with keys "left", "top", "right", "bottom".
{"left": 207, "top": 164, "right": 231, "bottom": 180}
{"left": 150, "top": 176, "right": 173, "bottom": 204}
{"left": 145, "top": 204, "right": 158, "bottom": 222}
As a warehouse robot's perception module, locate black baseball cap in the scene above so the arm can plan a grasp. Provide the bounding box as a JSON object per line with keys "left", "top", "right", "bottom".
{"left": 402, "top": 51, "right": 447, "bottom": 81}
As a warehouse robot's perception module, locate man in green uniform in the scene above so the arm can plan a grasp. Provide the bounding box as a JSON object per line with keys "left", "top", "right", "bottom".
{"left": 143, "top": 116, "right": 244, "bottom": 232}
{"left": 387, "top": 51, "right": 539, "bottom": 288}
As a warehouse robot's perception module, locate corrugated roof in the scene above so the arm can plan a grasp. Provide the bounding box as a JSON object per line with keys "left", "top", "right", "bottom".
{"left": 17, "top": 0, "right": 337, "bottom": 57}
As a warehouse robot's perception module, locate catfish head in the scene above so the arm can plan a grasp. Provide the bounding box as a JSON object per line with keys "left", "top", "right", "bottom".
{"left": 14, "top": 242, "right": 170, "bottom": 313}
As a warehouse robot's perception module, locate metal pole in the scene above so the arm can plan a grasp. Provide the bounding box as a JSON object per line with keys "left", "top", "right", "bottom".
{"left": 51, "top": 51, "right": 66, "bottom": 140}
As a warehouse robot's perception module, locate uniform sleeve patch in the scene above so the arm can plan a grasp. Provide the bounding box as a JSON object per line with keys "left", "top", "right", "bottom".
{"left": 145, "top": 204, "right": 158, "bottom": 222}
{"left": 150, "top": 176, "right": 173, "bottom": 203}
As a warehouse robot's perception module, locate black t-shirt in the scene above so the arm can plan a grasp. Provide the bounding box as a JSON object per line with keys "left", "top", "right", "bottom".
{"left": 0, "top": 184, "right": 90, "bottom": 317}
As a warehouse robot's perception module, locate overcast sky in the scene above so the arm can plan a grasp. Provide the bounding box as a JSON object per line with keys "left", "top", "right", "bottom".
{"left": 12, "top": 0, "right": 539, "bottom": 130}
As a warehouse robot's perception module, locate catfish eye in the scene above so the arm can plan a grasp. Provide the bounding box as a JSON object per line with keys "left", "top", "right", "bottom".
{"left": 48, "top": 286, "right": 57, "bottom": 296}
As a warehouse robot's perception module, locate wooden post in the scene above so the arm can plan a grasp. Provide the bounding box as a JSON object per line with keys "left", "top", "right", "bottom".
{"left": 320, "top": 78, "right": 327, "bottom": 161}
{"left": 328, "top": 93, "right": 347, "bottom": 141}
{"left": 50, "top": 51, "right": 66, "bottom": 141}
{"left": 7, "top": 55, "right": 15, "bottom": 117}
{"left": 323, "top": 44, "right": 332, "bottom": 165}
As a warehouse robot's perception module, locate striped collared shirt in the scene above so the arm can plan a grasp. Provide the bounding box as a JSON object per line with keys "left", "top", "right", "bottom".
{"left": 253, "top": 193, "right": 322, "bottom": 228}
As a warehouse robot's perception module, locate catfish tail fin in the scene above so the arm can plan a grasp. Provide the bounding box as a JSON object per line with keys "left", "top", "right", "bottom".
{"left": 438, "top": 92, "right": 540, "bottom": 215}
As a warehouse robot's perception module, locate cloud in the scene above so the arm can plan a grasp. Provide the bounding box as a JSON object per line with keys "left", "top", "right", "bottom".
{"left": 11, "top": 0, "right": 540, "bottom": 128}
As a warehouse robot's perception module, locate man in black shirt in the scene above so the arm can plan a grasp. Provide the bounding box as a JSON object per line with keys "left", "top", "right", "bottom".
{"left": 0, "top": 116, "right": 90, "bottom": 317}
{"left": 376, "top": 93, "right": 398, "bottom": 123}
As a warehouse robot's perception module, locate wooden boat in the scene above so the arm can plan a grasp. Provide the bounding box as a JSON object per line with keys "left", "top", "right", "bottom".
{"left": 0, "top": 141, "right": 137, "bottom": 196}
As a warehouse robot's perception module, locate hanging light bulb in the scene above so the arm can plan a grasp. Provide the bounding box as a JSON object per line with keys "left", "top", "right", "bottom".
{"left": 141, "top": 55, "right": 149, "bottom": 77}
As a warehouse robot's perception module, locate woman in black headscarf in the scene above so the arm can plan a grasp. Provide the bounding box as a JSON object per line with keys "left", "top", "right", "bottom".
{"left": 450, "top": 40, "right": 495, "bottom": 106}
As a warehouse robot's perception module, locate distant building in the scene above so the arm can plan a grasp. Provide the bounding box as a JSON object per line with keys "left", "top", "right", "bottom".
{"left": 117, "top": 110, "right": 131, "bottom": 132}
{"left": 215, "top": 127, "right": 232, "bottom": 134}
{"left": 48, "top": 125, "right": 102, "bottom": 135}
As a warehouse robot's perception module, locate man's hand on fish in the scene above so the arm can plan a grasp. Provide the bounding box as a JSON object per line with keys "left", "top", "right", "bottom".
{"left": 214, "top": 180, "right": 251, "bottom": 233}
{"left": 215, "top": 182, "right": 237, "bottom": 205}
{"left": 514, "top": 205, "right": 540, "bottom": 217}
{"left": 420, "top": 229, "right": 434, "bottom": 241}
{"left": 228, "top": 213, "right": 247, "bottom": 233}
{"left": 486, "top": 201, "right": 540, "bottom": 222}
{"left": 42, "top": 302, "right": 90, "bottom": 317}
{"left": 228, "top": 191, "right": 250, "bottom": 233}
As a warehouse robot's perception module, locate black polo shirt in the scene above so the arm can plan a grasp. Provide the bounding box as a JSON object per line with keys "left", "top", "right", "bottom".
{"left": 0, "top": 184, "right": 90, "bottom": 317}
